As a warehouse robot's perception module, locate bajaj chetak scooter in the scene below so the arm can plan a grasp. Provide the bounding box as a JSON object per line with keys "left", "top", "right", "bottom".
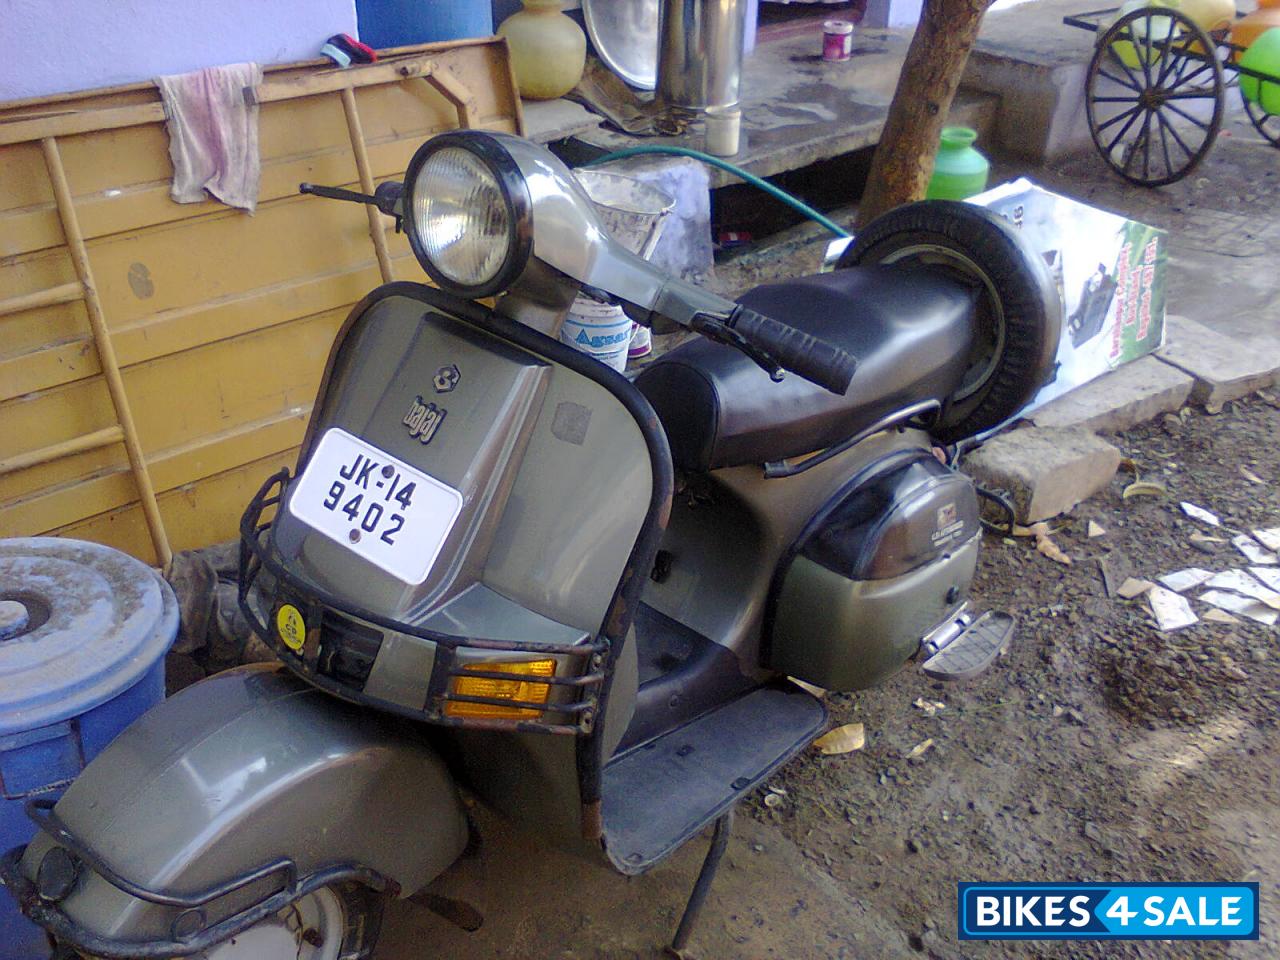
{"left": 3, "top": 131, "right": 1060, "bottom": 959}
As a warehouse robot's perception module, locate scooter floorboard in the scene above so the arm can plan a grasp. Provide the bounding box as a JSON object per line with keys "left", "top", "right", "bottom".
{"left": 601, "top": 684, "right": 827, "bottom": 875}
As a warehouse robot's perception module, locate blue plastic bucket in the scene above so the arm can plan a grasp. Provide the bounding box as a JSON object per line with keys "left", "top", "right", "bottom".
{"left": 355, "top": 0, "right": 494, "bottom": 49}
{"left": 0, "top": 538, "right": 177, "bottom": 960}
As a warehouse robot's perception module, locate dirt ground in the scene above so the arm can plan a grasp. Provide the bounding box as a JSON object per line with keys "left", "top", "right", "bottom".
{"left": 376, "top": 110, "right": 1280, "bottom": 959}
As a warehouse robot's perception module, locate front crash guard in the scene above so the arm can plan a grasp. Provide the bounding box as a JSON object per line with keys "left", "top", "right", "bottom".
{"left": 0, "top": 664, "right": 468, "bottom": 958}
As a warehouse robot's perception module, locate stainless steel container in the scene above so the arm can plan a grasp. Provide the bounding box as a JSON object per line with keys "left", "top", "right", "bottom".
{"left": 657, "top": 0, "right": 747, "bottom": 114}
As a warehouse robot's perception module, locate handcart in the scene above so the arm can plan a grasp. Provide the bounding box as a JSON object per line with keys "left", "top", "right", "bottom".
{"left": 1064, "top": 6, "right": 1280, "bottom": 186}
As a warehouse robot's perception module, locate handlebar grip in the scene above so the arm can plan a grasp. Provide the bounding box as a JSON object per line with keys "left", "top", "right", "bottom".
{"left": 729, "top": 307, "right": 858, "bottom": 395}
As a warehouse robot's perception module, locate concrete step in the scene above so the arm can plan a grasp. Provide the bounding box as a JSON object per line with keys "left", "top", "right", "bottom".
{"left": 961, "top": 0, "right": 1098, "bottom": 162}
{"left": 949, "top": 88, "right": 1001, "bottom": 148}
{"left": 962, "top": 426, "right": 1123, "bottom": 524}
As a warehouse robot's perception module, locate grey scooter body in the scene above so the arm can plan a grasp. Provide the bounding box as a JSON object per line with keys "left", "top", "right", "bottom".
{"left": 5, "top": 132, "right": 1053, "bottom": 957}
{"left": 14, "top": 664, "right": 467, "bottom": 954}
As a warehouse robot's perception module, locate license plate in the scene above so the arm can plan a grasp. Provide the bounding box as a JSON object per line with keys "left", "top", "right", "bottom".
{"left": 287, "top": 427, "right": 463, "bottom": 584}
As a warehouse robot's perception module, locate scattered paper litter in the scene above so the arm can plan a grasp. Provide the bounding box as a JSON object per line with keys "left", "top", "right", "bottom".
{"left": 1240, "top": 465, "right": 1267, "bottom": 485}
{"left": 1123, "top": 480, "right": 1167, "bottom": 499}
{"left": 1148, "top": 585, "right": 1198, "bottom": 630}
{"left": 1036, "top": 533, "right": 1072, "bottom": 565}
{"left": 812, "top": 722, "right": 865, "bottom": 756}
{"left": 1087, "top": 520, "right": 1107, "bottom": 538}
{"left": 1181, "top": 502, "right": 1221, "bottom": 526}
{"left": 1158, "top": 568, "right": 1215, "bottom": 593}
{"left": 1253, "top": 528, "right": 1280, "bottom": 552}
{"left": 913, "top": 697, "right": 946, "bottom": 717}
{"left": 905, "top": 738, "right": 935, "bottom": 760}
{"left": 1190, "top": 531, "right": 1227, "bottom": 544}
{"left": 1117, "top": 578, "right": 1155, "bottom": 599}
{"left": 1199, "top": 590, "right": 1279, "bottom": 626}
{"left": 1251, "top": 566, "right": 1280, "bottom": 592}
{"left": 1203, "top": 608, "right": 1242, "bottom": 625}
{"left": 1232, "top": 533, "right": 1278, "bottom": 565}
{"left": 789, "top": 677, "right": 827, "bottom": 699}
{"left": 1013, "top": 522, "right": 1052, "bottom": 538}
{"left": 1204, "top": 569, "right": 1280, "bottom": 609}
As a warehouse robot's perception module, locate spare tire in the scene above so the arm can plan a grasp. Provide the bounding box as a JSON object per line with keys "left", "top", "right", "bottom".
{"left": 837, "top": 200, "right": 1062, "bottom": 443}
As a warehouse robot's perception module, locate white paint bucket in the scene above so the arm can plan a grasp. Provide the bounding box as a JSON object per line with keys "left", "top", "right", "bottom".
{"left": 560, "top": 297, "right": 634, "bottom": 372}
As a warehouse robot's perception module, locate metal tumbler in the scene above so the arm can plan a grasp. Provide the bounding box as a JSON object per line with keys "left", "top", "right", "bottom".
{"left": 656, "top": 0, "right": 748, "bottom": 114}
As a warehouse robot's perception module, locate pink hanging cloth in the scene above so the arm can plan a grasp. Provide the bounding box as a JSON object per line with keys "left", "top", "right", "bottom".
{"left": 156, "top": 62, "right": 263, "bottom": 212}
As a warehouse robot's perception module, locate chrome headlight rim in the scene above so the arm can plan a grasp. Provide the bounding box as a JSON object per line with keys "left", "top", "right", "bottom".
{"left": 402, "top": 131, "right": 533, "bottom": 299}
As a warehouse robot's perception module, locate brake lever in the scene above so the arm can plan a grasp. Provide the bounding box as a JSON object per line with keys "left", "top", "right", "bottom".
{"left": 689, "top": 312, "right": 785, "bottom": 382}
{"left": 299, "top": 181, "right": 404, "bottom": 232}
{"left": 300, "top": 182, "right": 378, "bottom": 204}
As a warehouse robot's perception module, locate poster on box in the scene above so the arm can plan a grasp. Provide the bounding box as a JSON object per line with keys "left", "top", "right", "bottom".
{"left": 968, "top": 178, "right": 1168, "bottom": 413}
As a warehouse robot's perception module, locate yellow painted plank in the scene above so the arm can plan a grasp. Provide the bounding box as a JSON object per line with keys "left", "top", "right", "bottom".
{"left": 109, "top": 263, "right": 383, "bottom": 369}
{"left": 0, "top": 204, "right": 63, "bottom": 259}
{"left": 0, "top": 38, "right": 518, "bottom": 564}
{"left": 0, "top": 140, "right": 53, "bottom": 214}
{"left": 0, "top": 101, "right": 166, "bottom": 147}
{"left": 0, "top": 336, "right": 96, "bottom": 403}
{"left": 85, "top": 193, "right": 375, "bottom": 327}
{"left": 0, "top": 109, "right": 515, "bottom": 261}
{"left": 0, "top": 305, "right": 342, "bottom": 502}
{"left": 1, "top": 408, "right": 308, "bottom": 538}
{"left": 0, "top": 249, "right": 426, "bottom": 403}
{"left": 45, "top": 447, "right": 301, "bottom": 565}
{"left": 118, "top": 308, "right": 342, "bottom": 452}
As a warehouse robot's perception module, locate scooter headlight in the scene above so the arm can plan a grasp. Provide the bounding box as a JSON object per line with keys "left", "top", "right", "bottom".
{"left": 403, "top": 133, "right": 532, "bottom": 298}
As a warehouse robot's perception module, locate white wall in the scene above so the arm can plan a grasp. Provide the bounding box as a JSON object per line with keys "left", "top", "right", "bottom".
{"left": 0, "top": 0, "right": 358, "bottom": 102}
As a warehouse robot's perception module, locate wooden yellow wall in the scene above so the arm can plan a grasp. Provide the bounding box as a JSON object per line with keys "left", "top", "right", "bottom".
{"left": 0, "top": 40, "right": 522, "bottom": 566}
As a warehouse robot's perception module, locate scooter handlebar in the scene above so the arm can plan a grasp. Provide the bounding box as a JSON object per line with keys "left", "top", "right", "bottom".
{"left": 729, "top": 306, "right": 858, "bottom": 396}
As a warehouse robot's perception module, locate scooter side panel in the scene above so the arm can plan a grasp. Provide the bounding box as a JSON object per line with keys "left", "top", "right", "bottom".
{"left": 771, "top": 534, "right": 981, "bottom": 690}
{"left": 19, "top": 664, "right": 467, "bottom": 942}
{"left": 480, "top": 362, "right": 653, "bottom": 633}
{"left": 642, "top": 429, "right": 931, "bottom": 673}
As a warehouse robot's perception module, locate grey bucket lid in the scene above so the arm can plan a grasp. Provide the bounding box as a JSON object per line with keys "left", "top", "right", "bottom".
{"left": 0, "top": 538, "right": 178, "bottom": 736}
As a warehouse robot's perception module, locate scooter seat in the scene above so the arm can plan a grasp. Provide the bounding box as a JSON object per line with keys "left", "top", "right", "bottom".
{"left": 634, "top": 265, "right": 977, "bottom": 472}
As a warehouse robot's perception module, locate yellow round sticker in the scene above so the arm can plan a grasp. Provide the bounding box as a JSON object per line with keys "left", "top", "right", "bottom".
{"left": 276, "top": 604, "right": 306, "bottom": 653}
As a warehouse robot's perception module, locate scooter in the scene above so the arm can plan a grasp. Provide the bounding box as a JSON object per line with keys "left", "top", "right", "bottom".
{"left": 2, "top": 131, "right": 1060, "bottom": 959}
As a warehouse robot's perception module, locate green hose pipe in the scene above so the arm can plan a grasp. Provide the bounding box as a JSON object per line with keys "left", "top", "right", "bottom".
{"left": 583, "top": 145, "right": 852, "bottom": 239}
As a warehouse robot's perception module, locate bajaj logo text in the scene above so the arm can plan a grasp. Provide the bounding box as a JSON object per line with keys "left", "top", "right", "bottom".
{"left": 403, "top": 396, "right": 446, "bottom": 445}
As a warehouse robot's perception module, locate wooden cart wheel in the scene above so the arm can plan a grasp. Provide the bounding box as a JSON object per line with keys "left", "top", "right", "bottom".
{"left": 1241, "top": 88, "right": 1280, "bottom": 148}
{"left": 1086, "top": 7, "right": 1225, "bottom": 186}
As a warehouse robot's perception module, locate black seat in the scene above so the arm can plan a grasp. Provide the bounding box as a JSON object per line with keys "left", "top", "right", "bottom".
{"left": 634, "top": 265, "right": 977, "bottom": 472}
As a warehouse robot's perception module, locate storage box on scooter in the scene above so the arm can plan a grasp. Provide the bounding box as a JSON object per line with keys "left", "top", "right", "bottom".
{"left": 768, "top": 452, "right": 981, "bottom": 691}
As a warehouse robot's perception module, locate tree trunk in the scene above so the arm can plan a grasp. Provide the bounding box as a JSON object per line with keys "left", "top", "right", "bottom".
{"left": 856, "top": 0, "right": 993, "bottom": 227}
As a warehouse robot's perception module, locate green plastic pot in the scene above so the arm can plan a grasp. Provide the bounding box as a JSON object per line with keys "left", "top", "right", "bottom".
{"left": 926, "top": 126, "right": 991, "bottom": 201}
{"left": 1240, "top": 27, "right": 1280, "bottom": 115}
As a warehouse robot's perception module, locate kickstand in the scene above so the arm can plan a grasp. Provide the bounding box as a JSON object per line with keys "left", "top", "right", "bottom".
{"left": 666, "top": 808, "right": 735, "bottom": 958}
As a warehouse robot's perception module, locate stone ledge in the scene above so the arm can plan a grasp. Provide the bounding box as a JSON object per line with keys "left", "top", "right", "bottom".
{"left": 963, "top": 426, "right": 1122, "bottom": 523}
{"left": 1029, "top": 354, "right": 1195, "bottom": 432}
{"left": 1156, "top": 315, "right": 1280, "bottom": 411}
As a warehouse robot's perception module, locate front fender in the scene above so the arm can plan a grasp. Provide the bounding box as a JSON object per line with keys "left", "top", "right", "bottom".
{"left": 16, "top": 664, "right": 467, "bottom": 945}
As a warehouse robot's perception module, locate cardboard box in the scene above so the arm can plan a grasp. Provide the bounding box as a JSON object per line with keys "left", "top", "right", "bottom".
{"left": 971, "top": 178, "right": 1169, "bottom": 412}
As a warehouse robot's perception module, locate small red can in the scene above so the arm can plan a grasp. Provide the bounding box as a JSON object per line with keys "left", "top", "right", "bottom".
{"left": 823, "top": 19, "right": 854, "bottom": 62}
